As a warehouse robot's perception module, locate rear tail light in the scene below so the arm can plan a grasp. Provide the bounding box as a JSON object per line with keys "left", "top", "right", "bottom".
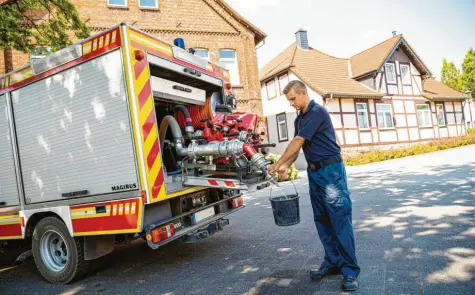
{"left": 151, "top": 223, "right": 176, "bottom": 244}
{"left": 231, "top": 196, "right": 244, "bottom": 209}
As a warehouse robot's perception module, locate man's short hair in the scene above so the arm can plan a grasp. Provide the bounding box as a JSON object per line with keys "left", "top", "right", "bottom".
{"left": 283, "top": 80, "right": 307, "bottom": 95}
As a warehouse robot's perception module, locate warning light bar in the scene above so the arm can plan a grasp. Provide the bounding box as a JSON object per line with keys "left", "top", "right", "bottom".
{"left": 31, "top": 44, "right": 82, "bottom": 75}
{"left": 172, "top": 46, "right": 208, "bottom": 69}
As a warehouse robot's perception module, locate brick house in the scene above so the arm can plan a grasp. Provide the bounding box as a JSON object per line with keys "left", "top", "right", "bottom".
{"left": 0, "top": 0, "right": 266, "bottom": 113}
{"left": 260, "top": 30, "right": 467, "bottom": 169}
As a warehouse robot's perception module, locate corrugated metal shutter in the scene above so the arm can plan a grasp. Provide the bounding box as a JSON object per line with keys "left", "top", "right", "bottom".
{"left": 12, "top": 50, "right": 138, "bottom": 204}
{"left": 0, "top": 95, "right": 20, "bottom": 207}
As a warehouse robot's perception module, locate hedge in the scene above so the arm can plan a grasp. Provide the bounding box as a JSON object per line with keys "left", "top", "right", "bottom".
{"left": 344, "top": 134, "right": 475, "bottom": 166}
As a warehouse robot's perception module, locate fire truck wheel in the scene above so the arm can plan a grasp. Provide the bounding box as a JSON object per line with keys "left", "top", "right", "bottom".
{"left": 32, "top": 217, "right": 91, "bottom": 284}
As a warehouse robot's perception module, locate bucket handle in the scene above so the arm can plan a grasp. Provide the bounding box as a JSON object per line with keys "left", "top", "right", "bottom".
{"left": 269, "top": 178, "right": 298, "bottom": 200}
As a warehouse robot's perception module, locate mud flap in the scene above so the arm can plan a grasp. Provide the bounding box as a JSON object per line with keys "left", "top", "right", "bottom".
{"left": 84, "top": 235, "right": 115, "bottom": 261}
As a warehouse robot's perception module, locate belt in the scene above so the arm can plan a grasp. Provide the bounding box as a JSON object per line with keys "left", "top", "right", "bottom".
{"left": 308, "top": 154, "right": 342, "bottom": 171}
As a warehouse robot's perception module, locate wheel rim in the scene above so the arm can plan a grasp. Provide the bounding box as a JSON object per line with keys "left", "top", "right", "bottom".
{"left": 39, "top": 230, "right": 69, "bottom": 272}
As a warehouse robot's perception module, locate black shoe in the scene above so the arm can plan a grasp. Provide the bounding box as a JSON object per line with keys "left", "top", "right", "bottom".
{"left": 341, "top": 276, "right": 358, "bottom": 292}
{"left": 309, "top": 265, "right": 339, "bottom": 281}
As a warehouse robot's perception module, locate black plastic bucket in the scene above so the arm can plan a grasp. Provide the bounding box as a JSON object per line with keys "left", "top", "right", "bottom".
{"left": 269, "top": 182, "right": 300, "bottom": 226}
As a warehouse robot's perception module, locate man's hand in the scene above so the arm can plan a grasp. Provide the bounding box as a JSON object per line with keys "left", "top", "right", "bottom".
{"left": 268, "top": 164, "right": 288, "bottom": 178}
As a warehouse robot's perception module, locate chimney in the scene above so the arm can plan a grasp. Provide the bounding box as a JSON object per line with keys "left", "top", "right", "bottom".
{"left": 295, "top": 29, "right": 309, "bottom": 50}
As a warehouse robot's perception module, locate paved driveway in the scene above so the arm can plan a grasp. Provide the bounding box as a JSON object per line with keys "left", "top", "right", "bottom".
{"left": 1, "top": 145, "right": 474, "bottom": 295}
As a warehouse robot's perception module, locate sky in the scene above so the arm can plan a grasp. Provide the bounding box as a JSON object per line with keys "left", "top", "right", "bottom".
{"left": 226, "top": 0, "right": 475, "bottom": 81}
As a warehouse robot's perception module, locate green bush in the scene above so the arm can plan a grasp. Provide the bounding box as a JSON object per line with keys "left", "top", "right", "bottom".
{"left": 265, "top": 153, "right": 299, "bottom": 182}
{"left": 468, "top": 128, "right": 475, "bottom": 136}
{"left": 344, "top": 135, "right": 475, "bottom": 166}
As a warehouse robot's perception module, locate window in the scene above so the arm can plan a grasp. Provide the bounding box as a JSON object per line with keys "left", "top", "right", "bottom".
{"left": 219, "top": 49, "right": 240, "bottom": 86}
{"left": 266, "top": 79, "right": 276, "bottom": 99}
{"left": 276, "top": 113, "right": 288, "bottom": 141}
{"left": 436, "top": 104, "right": 446, "bottom": 126}
{"left": 108, "top": 0, "right": 127, "bottom": 7}
{"left": 29, "top": 46, "right": 52, "bottom": 63}
{"left": 400, "top": 64, "right": 411, "bottom": 85}
{"left": 139, "top": 0, "right": 158, "bottom": 8}
{"left": 194, "top": 49, "right": 209, "bottom": 61}
{"left": 417, "top": 104, "right": 432, "bottom": 127}
{"left": 278, "top": 73, "right": 289, "bottom": 94}
{"left": 385, "top": 63, "right": 396, "bottom": 84}
{"left": 376, "top": 104, "right": 394, "bottom": 129}
{"left": 356, "top": 103, "right": 369, "bottom": 129}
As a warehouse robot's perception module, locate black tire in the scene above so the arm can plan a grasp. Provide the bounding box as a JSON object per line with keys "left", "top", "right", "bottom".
{"left": 32, "top": 217, "right": 90, "bottom": 284}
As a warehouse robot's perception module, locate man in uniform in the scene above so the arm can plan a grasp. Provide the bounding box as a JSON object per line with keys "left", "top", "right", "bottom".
{"left": 268, "top": 80, "right": 359, "bottom": 292}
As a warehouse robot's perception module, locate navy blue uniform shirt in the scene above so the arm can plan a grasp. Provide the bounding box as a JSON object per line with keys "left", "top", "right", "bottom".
{"left": 294, "top": 100, "right": 341, "bottom": 162}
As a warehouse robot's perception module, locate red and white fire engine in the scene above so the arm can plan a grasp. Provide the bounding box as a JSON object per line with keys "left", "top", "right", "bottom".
{"left": 0, "top": 23, "right": 275, "bottom": 284}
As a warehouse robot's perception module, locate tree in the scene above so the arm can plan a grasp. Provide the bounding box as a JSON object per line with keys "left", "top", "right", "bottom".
{"left": 461, "top": 48, "right": 475, "bottom": 100}
{"left": 440, "top": 58, "right": 463, "bottom": 92}
{"left": 0, "top": 0, "right": 89, "bottom": 53}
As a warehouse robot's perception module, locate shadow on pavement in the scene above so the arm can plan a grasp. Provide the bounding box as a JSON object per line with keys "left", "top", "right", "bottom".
{"left": 0, "top": 159, "right": 474, "bottom": 295}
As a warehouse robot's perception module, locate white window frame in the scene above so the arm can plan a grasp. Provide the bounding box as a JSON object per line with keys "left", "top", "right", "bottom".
{"left": 138, "top": 0, "right": 158, "bottom": 9}
{"left": 194, "top": 48, "right": 209, "bottom": 61}
{"left": 278, "top": 73, "right": 289, "bottom": 95}
{"left": 266, "top": 79, "right": 277, "bottom": 100}
{"left": 356, "top": 103, "right": 370, "bottom": 130}
{"left": 417, "top": 104, "right": 432, "bottom": 127}
{"left": 436, "top": 104, "right": 446, "bottom": 126}
{"left": 219, "top": 49, "right": 240, "bottom": 86}
{"left": 276, "top": 113, "right": 288, "bottom": 142}
{"left": 108, "top": 0, "right": 127, "bottom": 7}
{"left": 385, "top": 63, "right": 397, "bottom": 84}
{"left": 376, "top": 103, "right": 394, "bottom": 129}
{"left": 400, "top": 64, "right": 411, "bottom": 85}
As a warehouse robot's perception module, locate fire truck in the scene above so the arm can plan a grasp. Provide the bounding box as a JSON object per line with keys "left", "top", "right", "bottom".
{"left": 0, "top": 23, "right": 276, "bottom": 284}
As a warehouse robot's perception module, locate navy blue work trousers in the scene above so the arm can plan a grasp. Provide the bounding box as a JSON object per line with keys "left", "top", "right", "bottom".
{"left": 307, "top": 161, "right": 360, "bottom": 277}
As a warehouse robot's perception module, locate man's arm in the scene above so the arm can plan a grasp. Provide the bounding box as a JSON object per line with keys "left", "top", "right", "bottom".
{"left": 268, "top": 136, "right": 305, "bottom": 173}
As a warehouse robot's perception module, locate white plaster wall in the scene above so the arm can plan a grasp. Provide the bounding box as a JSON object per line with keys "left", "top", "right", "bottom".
{"left": 335, "top": 130, "right": 344, "bottom": 145}
{"left": 343, "top": 114, "right": 357, "bottom": 128}
{"left": 369, "top": 99, "right": 375, "bottom": 112}
{"left": 370, "top": 114, "right": 377, "bottom": 128}
{"left": 454, "top": 102, "right": 463, "bottom": 112}
{"left": 447, "top": 113, "right": 456, "bottom": 125}
{"left": 403, "top": 86, "right": 413, "bottom": 95}
{"left": 360, "top": 132, "right": 372, "bottom": 144}
{"left": 372, "top": 129, "right": 379, "bottom": 142}
{"left": 388, "top": 85, "right": 398, "bottom": 94}
{"left": 464, "top": 98, "right": 475, "bottom": 126}
{"left": 413, "top": 76, "right": 422, "bottom": 95}
{"left": 379, "top": 131, "right": 397, "bottom": 142}
{"left": 420, "top": 129, "right": 434, "bottom": 139}
{"left": 456, "top": 113, "right": 463, "bottom": 124}
{"left": 393, "top": 100, "right": 405, "bottom": 113}
{"left": 326, "top": 98, "right": 340, "bottom": 112}
{"left": 341, "top": 100, "right": 355, "bottom": 112}
{"left": 395, "top": 115, "right": 407, "bottom": 127}
{"left": 405, "top": 101, "right": 415, "bottom": 113}
{"left": 445, "top": 102, "right": 454, "bottom": 112}
{"left": 409, "top": 128, "right": 419, "bottom": 140}
{"left": 407, "top": 114, "right": 418, "bottom": 127}
{"left": 448, "top": 126, "right": 457, "bottom": 137}
{"left": 439, "top": 127, "right": 448, "bottom": 138}
{"left": 345, "top": 130, "right": 359, "bottom": 145}
{"left": 397, "top": 129, "right": 409, "bottom": 141}
{"left": 410, "top": 63, "right": 421, "bottom": 75}
{"left": 330, "top": 114, "right": 342, "bottom": 128}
